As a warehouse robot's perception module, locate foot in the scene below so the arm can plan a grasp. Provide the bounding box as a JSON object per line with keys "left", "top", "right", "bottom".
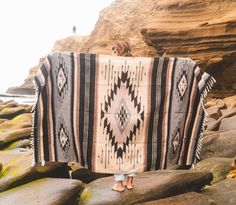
{"left": 112, "top": 183, "right": 125, "bottom": 192}
{"left": 124, "top": 177, "right": 134, "bottom": 190}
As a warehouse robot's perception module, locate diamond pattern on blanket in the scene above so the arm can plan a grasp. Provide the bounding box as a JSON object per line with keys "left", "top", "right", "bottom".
{"left": 101, "top": 71, "right": 144, "bottom": 158}
{"left": 177, "top": 72, "right": 188, "bottom": 99}
{"left": 172, "top": 130, "right": 180, "bottom": 154}
{"left": 57, "top": 68, "right": 66, "bottom": 91}
{"left": 115, "top": 97, "right": 131, "bottom": 134}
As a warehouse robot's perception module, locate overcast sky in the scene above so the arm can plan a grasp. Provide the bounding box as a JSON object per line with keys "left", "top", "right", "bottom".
{"left": 0, "top": 0, "right": 114, "bottom": 93}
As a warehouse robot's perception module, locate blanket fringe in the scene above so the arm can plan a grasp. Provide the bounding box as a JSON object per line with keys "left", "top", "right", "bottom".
{"left": 30, "top": 78, "right": 40, "bottom": 166}
{"left": 192, "top": 76, "right": 216, "bottom": 169}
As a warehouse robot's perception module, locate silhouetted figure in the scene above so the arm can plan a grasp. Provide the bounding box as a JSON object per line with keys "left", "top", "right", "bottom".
{"left": 72, "top": 25, "right": 76, "bottom": 35}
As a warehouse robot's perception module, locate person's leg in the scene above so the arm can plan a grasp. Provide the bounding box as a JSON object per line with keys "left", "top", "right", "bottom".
{"left": 125, "top": 173, "right": 136, "bottom": 190}
{"left": 112, "top": 174, "right": 125, "bottom": 192}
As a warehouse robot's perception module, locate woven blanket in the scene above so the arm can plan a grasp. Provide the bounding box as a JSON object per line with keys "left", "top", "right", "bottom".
{"left": 33, "top": 52, "right": 215, "bottom": 174}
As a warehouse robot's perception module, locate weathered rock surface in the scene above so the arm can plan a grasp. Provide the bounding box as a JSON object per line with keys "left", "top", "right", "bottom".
{"left": 140, "top": 0, "right": 236, "bottom": 97}
{"left": 0, "top": 106, "right": 27, "bottom": 119}
{"left": 206, "top": 106, "right": 222, "bottom": 120}
{"left": 137, "top": 192, "right": 216, "bottom": 205}
{"left": 0, "top": 149, "right": 70, "bottom": 192}
{"left": 195, "top": 157, "right": 234, "bottom": 184}
{"left": 79, "top": 170, "right": 213, "bottom": 205}
{"left": 71, "top": 167, "right": 112, "bottom": 184}
{"left": 0, "top": 178, "right": 83, "bottom": 205}
{"left": 219, "top": 114, "right": 236, "bottom": 131}
{"left": 5, "top": 139, "right": 31, "bottom": 150}
{"left": 201, "top": 130, "right": 236, "bottom": 159}
{"left": 203, "top": 179, "right": 236, "bottom": 205}
{"left": 0, "top": 127, "right": 32, "bottom": 147}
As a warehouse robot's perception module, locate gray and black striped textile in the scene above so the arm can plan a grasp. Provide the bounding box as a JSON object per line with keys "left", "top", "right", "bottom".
{"left": 33, "top": 52, "right": 215, "bottom": 173}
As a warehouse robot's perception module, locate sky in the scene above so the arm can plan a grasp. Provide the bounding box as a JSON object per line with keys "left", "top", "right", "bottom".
{"left": 0, "top": 0, "right": 114, "bottom": 93}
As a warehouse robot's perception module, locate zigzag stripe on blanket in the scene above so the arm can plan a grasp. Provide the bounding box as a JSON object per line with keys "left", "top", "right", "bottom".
{"left": 33, "top": 52, "right": 215, "bottom": 173}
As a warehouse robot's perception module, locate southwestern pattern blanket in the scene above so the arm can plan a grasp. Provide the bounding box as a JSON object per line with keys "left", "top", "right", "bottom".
{"left": 33, "top": 52, "right": 215, "bottom": 174}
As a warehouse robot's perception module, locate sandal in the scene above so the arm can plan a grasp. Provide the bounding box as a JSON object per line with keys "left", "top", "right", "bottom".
{"left": 112, "top": 184, "right": 125, "bottom": 192}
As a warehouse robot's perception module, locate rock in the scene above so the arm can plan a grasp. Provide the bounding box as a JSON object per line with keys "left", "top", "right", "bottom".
{"left": 79, "top": 170, "right": 213, "bottom": 205}
{"left": 206, "top": 106, "right": 222, "bottom": 120}
{"left": 0, "top": 119, "right": 7, "bottom": 124}
{"left": 223, "top": 95, "right": 236, "bottom": 108}
{"left": 205, "top": 99, "right": 217, "bottom": 109}
{"left": 220, "top": 107, "right": 236, "bottom": 117}
{"left": 205, "top": 118, "right": 220, "bottom": 132}
{"left": 214, "top": 99, "right": 227, "bottom": 110}
{"left": 201, "top": 130, "right": 236, "bottom": 159}
{"left": 0, "top": 127, "right": 32, "bottom": 147}
{"left": 0, "top": 178, "right": 83, "bottom": 205}
{"left": 140, "top": 0, "right": 236, "bottom": 96}
{"left": 0, "top": 107, "right": 26, "bottom": 119}
{"left": 0, "top": 113, "right": 32, "bottom": 130}
{"left": 71, "top": 167, "right": 112, "bottom": 183}
{"left": 202, "top": 179, "right": 236, "bottom": 205}
{"left": 194, "top": 157, "right": 234, "bottom": 184}
{"left": 0, "top": 149, "right": 70, "bottom": 192}
{"left": 219, "top": 115, "right": 236, "bottom": 131}
{"left": 137, "top": 192, "right": 216, "bottom": 205}
{"left": 5, "top": 139, "right": 31, "bottom": 150}
{"left": 0, "top": 100, "right": 18, "bottom": 111}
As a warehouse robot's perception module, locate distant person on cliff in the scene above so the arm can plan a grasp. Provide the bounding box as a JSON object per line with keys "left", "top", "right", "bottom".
{"left": 72, "top": 25, "right": 76, "bottom": 36}
{"left": 111, "top": 41, "right": 135, "bottom": 192}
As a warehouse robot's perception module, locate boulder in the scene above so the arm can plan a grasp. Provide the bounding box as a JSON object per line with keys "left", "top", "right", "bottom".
{"left": 0, "top": 113, "right": 32, "bottom": 131}
{"left": 136, "top": 192, "right": 216, "bottom": 205}
{"left": 201, "top": 130, "right": 236, "bottom": 159}
{"left": 0, "top": 149, "right": 70, "bottom": 192}
{"left": 206, "top": 106, "right": 222, "bottom": 120}
{"left": 71, "top": 167, "right": 112, "bottom": 184}
{"left": 202, "top": 179, "right": 236, "bottom": 205}
{"left": 0, "top": 107, "right": 26, "bottom": 119}
{"left": 0, "top": 178, "right": 83, "bottom": 205}
{"left": 5, "top": 139, "right": 31, "bottom": 150}
{"left": 79, "top": 170, "right": 213, "bottom": 205}
{"left": 0, "top": 100, "right": 18, "bottom": 111}
{"left": 219, "top": 115, "right": 236, "bottom": 131}
{"left": 194, "top": 157, "right": 234, "bottom": 184}
{"left": 205, "top": 118, "right": 220, "bottom": 132}
{"left": 223, "top": 95, "right": 236, "bottom": 109}
{"left": 0, "top": 127, "right": 32, "bottom": 147}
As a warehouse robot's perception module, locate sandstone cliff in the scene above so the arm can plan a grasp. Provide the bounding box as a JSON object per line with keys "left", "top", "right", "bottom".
{"left": 8, "top": 0, "right": 236, "bottom": 97}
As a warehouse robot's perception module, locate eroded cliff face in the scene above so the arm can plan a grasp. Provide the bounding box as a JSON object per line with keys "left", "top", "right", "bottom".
{"left": 80, "top": 0, "right": 236, "bottom": 97}
{"left": 141, "top": 0, "right": 236, "bottom": 96}
{"left": 8, "top": 0, "right": 236, "bottom": 96}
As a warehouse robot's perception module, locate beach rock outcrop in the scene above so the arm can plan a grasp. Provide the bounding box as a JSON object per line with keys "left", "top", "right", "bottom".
{"left": 202, "top": 179, "right": 236, "bottom": 205}
{"left": 194, "top": 157, "right": 234, "bottom": 184}
{"left": 137, "top": 192, "right": 216, "bottom": 205}
{"left": 79, "top": 170, "right": 213, "bottom": 205}
{"left": 0, "top": 178, "right": 83, "bottom": 205}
